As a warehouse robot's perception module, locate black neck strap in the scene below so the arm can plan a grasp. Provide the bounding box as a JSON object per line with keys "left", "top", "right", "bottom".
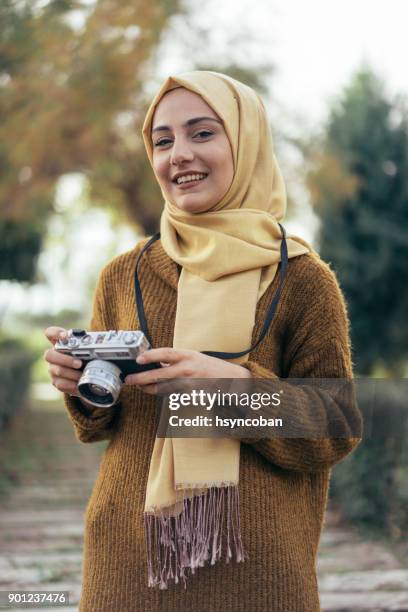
{"left": 134, "top": 223, "right": 288, "bottom": 360}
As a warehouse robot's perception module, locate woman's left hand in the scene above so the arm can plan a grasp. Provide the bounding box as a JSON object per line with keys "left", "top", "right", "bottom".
{"left": 124, "top": 348, "right": 252, "bottom": 395}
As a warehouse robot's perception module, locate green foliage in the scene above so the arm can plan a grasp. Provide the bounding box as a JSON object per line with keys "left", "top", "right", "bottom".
{"left": 0, "top": 220, "right": 43, "bottom": 281}
{"left": 0, "top": 0, "right": 185, "bottom": 268}
{"left": 22, "top": 308, "right": 82, "bottom": 331}
{"left": 307, "top": 67, "right": 408, "bottom": 375}
{"left": 331, "top": 384, "right": 408, "bottom": 539}
{"left": 306, "top": 66, "right": 408, "bottom": 538}
{"left": 0, "top": 336, "right": 35, "bottom": 431}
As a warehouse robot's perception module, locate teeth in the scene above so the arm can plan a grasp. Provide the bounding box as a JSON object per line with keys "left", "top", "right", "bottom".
{"left": 176, "top": 173, "right": 207, "bottom": 184}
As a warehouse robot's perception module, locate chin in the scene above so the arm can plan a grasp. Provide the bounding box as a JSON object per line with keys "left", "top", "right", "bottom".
{"left": 173, "top": 196, "right": 213, "bottom": 214}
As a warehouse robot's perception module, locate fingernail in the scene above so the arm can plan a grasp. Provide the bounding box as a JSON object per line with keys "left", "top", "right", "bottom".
{"left": 136, "top": 354, "right": 145, "bottom": 363}
{"left": 73, "top": 360, "right": 82, "bottom": 368}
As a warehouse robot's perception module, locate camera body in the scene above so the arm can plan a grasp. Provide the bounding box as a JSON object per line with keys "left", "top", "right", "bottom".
{"left": 55, "top": 329, "right": 158, "bottom": 407}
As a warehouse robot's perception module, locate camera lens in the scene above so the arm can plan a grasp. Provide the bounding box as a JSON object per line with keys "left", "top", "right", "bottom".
{"left": 88, "top": 383, "right": 109, "bottom": 397}
{"left": 78, "top": 360, "right": 122, "bottom": 407}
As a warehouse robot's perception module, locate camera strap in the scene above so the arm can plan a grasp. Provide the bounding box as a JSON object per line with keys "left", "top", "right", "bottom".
{"left": 134, "top": 223, "right": 288, "bottom": 360}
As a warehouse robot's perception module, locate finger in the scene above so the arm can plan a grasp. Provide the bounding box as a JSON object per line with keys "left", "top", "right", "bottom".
{"left": 44, "top": 348, "right": 82, "bottom": 370}
{"left": 125, "top": 363, "right": 183, "bottom": 386}
{"left": 52, "top": 378, "right": 79, "bottom": 395}
{"left": 137, "top": 348, "right": 188, "bottom": 365}
{"left": 44, "top": 326, "right": 68, "bottom": 345}
{"left": 49, "top": 365, "right": 82, "bottom": 382}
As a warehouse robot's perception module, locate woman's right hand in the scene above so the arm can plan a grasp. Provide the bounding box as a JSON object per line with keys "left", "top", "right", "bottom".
{"left": 44, "top": 327, "right": 83, "bottom": 396}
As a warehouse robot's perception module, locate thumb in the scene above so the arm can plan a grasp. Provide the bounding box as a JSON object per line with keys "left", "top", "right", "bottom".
{"left": 44, "top": 326, "right": 68, "bottom": 346}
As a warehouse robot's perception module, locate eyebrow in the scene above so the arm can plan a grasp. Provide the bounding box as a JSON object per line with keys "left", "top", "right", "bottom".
{"left": 151, "top": 116, "right": 222, "bottom": 134}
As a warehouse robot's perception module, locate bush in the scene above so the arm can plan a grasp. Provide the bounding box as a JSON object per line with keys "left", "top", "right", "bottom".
{"left": 331, "top": 382, "right": 408, "bottom": 539}
{"left": 0, "top": 220, "right": 43, "bottom": 282}
{"left": 0, "top": 337, "right": 35, "bottom": 431}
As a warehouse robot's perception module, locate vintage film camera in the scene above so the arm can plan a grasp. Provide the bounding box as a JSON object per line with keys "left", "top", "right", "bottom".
{"left": 55, "top": 329, "right": 158, "bottom": 408}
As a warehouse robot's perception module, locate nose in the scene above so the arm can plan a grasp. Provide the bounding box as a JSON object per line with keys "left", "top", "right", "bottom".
{"left": 170, "top": 136, "right": 194, "bottom": 166}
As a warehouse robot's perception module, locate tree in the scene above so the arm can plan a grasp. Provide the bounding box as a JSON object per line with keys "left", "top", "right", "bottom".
{"left": 0, "top": 0, "right": 185, "bottom": 282}
{"left": 305, "top": 67, "right": 408, "bottom": 540}
{"left": 306, "top": 67, "right": 408, "bottom": 376}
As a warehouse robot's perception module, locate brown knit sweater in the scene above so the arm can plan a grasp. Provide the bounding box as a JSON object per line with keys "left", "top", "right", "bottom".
{"left": 63, "top": 237, "right": 361, "bottom": 612}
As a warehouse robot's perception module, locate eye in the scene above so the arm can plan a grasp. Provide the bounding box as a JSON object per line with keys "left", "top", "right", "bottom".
{"left": 153, "top": 137, "right": 172, "bottom": 148}
{"left": 193, "top": 130, "right": 214, "bottom": 139}
{"left": 154, "top": 130, "right": 214, "bottom": 147}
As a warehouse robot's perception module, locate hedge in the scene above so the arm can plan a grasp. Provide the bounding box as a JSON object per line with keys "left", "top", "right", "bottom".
{"left": 331, "top": 381, "right": 408, "bottom": 539}
{"left": 0, "top": 338, "right": 35, "bottom": 431}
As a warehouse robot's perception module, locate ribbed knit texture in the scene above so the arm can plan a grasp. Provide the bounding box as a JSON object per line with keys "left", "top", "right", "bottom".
{"left": 63, "top": 238, "right": 361, "bottom": 612}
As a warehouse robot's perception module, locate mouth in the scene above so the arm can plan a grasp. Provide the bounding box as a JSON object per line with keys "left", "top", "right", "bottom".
{"left": 172, "top": 172, "right": 209, "bottom": 189}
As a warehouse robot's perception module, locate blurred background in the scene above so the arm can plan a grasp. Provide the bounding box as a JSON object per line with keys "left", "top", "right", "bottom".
{"left": 0, "top": 0, "right": 407, "bottom": 609}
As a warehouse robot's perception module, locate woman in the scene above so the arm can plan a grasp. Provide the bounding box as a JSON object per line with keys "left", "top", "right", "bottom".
{"left": 44, "top": 71, "right": 361, "bottom": 611}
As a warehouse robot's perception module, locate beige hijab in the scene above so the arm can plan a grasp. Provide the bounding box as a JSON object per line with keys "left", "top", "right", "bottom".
{"left": 141, "top": 71, "right": 310, "bottom": 589}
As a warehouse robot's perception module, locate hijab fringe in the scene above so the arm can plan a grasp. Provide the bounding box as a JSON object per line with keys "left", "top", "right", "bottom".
{"left": 143, "top": 485, "right": 247, "bottom": 590}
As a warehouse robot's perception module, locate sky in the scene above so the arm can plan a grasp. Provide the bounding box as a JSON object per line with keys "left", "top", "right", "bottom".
{"left": 158, "top": 0, "right": 408, "bottom": 127}
{"left": 269, "top": 0, "right": 408, "bottom": 126}
{"left": 3, "top": 0, "right": 408, "bottom": 318}
{"left": 269, "top": 0, "right": 408, "bottom": 238}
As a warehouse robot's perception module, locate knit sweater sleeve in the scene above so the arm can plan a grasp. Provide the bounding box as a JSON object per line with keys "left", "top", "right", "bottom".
{"left": 240, "top": 254, "right": 362, "bottom": 472}
{"left": 62, "top": 262, "right": 122, "bottom": 444}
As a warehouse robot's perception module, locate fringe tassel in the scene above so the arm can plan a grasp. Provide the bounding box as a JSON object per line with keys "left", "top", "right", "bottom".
{"left": 143, "top": 485, "right": 247, "bottom": 590}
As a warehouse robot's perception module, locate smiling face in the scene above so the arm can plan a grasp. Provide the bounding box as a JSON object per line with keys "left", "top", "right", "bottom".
{"left": 151, "top": 87, "right": 234, "bottom": 214}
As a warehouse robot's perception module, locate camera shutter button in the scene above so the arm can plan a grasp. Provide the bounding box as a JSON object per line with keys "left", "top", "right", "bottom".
{"left": 72, "top": 329, "right": 87, "bottom": 337}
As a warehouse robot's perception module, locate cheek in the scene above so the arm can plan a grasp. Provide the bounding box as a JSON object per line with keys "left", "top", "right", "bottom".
{"left": 152, "top": 155, "right": 169, "bottom": 183}
{"left": 211, "top": 139, "right": 233, "bottom": 178}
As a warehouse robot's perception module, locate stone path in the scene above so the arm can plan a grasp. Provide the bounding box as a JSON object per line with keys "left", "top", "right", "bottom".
{"left": 0, "top": 397, "right": 101, "bottom": 611}
{"left": 318, "top": 507, "right": 408, "bottom": 611}
{"left": 0, "top": 397, "right": 407, "bottom": 611}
